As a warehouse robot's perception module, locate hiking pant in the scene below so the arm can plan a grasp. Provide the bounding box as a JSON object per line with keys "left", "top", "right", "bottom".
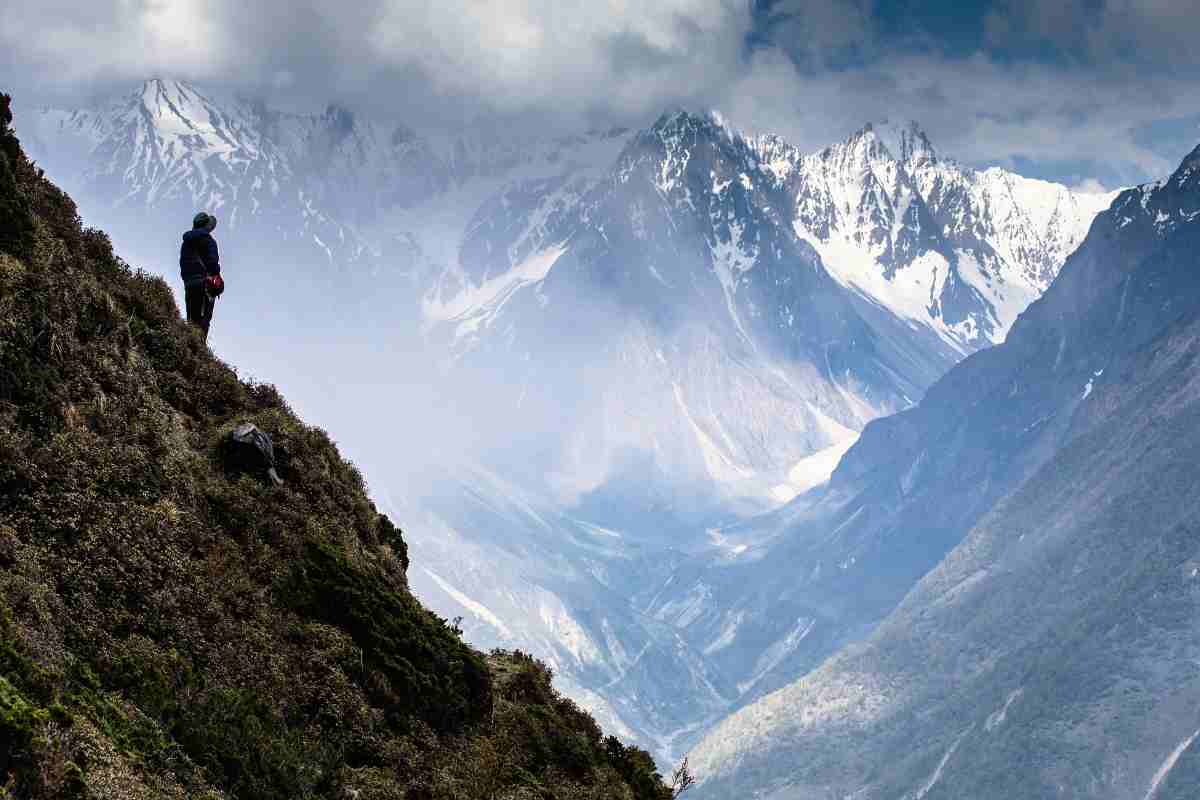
{"left": 184, "top": 281, "right": 215, "bottom": 340}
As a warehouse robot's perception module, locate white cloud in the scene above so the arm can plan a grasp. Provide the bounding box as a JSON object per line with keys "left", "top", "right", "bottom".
{"left": 2, "top": 0, "right": 1199, "bottom": 184}
{"left": 1, "top": 0, "right": 753, "bottom": 122}
{"left": 716, "top": 50, "right": 1200, "bottom": 185}
{"left": 2, "top": 0, "right": 231, "bottom": 82}
{"left": 366, "top": 0, "right": 750, "bottom": 116}
{"left": 1071, "top": 178, "right": 1112, "bottom": 194}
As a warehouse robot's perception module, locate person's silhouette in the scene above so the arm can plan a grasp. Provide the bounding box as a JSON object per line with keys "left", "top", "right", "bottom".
{"left": 179, "top": 211, "right": 222, "bottom": 340}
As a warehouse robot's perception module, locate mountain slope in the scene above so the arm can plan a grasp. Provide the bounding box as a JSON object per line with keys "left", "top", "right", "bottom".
{"left": 687, "top": 143, "right": 1200, "bottom": 799}
{"left": 0, "top": 93, "right": 674, "bottom": 800}
{"left": 398, "top": 464, "right": 736, "bottom": 756}
{"left": 427, "top": 112, "right": 1115, "bottom": 504}
{"left": 18, "top": 81, "right": 1121, "bottom": 767}
{"left": 404, "top": 112, "right": 1120, "bottom": 758}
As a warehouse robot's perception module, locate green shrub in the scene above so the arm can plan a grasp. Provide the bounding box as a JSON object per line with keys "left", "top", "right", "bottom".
{"left": 286, "top": 538, "right": 492, "bottom": 734}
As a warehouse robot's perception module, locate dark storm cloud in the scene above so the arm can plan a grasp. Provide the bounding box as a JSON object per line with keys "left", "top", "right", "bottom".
{"left": 747, "top": 0, "right": 877, "bottom": 69}
{"left": 2, "top": 0, "right": 1199, "bottom": 185}
{"left": 985, "top": 0, "right": 1200, "bottom": 68}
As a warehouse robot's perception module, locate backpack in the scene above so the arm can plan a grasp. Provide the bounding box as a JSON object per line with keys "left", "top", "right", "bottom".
{"left": 228, "top": 423, "right": 283, "bottom": 485}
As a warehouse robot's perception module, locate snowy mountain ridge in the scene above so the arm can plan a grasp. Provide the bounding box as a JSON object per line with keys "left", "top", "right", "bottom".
{"left": 23, "top": 81, "right": 1113, "bottom": 357}
{"left": 429, "top": 108, "right": 1113, "bottom": 375}
{"left": 420, "top": 106, "right": 1116, "bottom": 507}
{"left": 22, "top": 79, "right": 632, "bottom": 289}
{"left": 749, "top": 118, "right": 1117, "bottom": 352}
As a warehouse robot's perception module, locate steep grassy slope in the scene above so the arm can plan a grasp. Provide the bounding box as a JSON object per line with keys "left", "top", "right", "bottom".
{"left": 0, "top": 93, "right": 673, "bottom": 800}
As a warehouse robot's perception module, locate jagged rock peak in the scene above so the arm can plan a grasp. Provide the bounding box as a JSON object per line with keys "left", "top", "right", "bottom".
{"left": 1105, "top": 140, "right": 1200, "bottom": 240}
{"left": 649, "top": 108, "right": 742, "bottom": 143}
{"left": 840, "top": 119, "right": 938, "bottom": 167}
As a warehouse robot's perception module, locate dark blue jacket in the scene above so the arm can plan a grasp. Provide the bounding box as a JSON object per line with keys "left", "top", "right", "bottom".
{"left": 180, "top": 229, "right": 220, "bottom": 285}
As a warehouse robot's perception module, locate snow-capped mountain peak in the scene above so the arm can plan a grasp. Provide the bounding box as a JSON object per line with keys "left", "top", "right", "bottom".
{"left": 649, "top": 108, "right": 733, "bottom": 138}
{"left": 1108, "top": 143, "right": 1200, "bottom": 237}
{"left": 135, "top": 78, "right": 253, "bottom": 154}
{"left": 29, "top": 77, "right": 289, "bottom": 221}
{"left": 778, "top": 118, "right": 1119, "bottom": 352}
{"left": 861, "top": 119, "right": 938, "bottom": 167}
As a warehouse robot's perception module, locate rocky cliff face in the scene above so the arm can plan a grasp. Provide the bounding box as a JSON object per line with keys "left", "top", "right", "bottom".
{"left": 687, "top": 144, "right": 1200, "bottom": 800}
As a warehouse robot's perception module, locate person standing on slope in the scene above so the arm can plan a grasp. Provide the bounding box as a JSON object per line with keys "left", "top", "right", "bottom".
{"left": 180, "top": 211, "right": 224, "bottom": 341}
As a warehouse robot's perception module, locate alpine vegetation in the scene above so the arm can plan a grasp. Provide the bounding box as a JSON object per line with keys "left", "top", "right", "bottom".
{"left": 0, "top": 92, "right": 677, "bottom": 799}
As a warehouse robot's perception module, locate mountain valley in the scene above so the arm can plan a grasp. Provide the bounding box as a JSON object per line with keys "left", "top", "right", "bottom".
{"left": 20, "top": 80, "right": 1122, "bottom": 766}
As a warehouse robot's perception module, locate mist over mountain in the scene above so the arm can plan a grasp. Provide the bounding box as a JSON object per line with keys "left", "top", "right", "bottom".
{"left": 18, "top": 79, "right": 1118, "bottom": 763}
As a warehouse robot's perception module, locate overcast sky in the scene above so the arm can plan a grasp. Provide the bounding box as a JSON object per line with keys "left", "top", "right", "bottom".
{"left": 4, "top": 0, "right": 1200, "bottom": 188}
